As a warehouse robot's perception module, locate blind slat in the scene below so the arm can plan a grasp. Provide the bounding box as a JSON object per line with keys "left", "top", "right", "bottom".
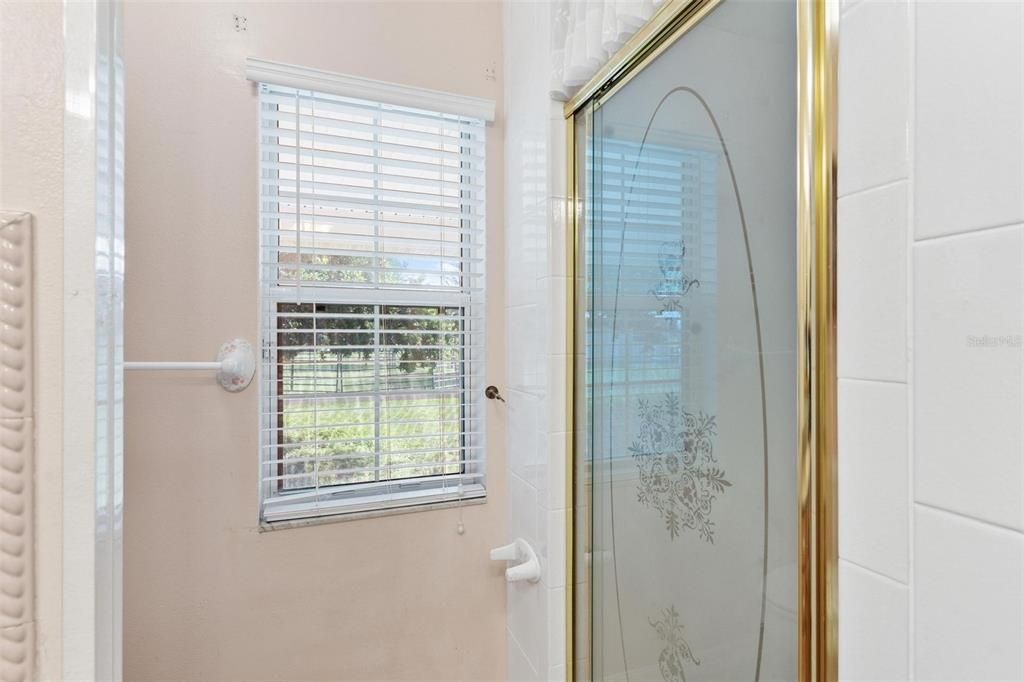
{"left": 260, "top": 211, "right": 481, "bottom": 236}
{"left": 261, "top": 160, "right": 485, "bottom": 192}
{"left": 262, "top": 142, "right": 474, "bottom": 177}
{"left": 260, "top": 109, "right": 486, "bottom": 150}
{"left": 271, "top": 127, "right": 486, "bottom": 163}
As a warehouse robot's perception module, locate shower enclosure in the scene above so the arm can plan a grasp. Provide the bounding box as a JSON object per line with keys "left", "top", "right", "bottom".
{"left": 565, "top": 1, "right": 838, "bottom": 680}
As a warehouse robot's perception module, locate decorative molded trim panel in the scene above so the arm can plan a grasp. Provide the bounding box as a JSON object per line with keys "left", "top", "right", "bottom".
{"left": 0, "top": 212, "right": 32, "bottom": 682}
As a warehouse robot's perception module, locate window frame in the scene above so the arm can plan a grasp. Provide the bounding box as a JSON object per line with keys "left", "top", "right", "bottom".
{"left": 255, "top": 74, "right": 489, "bottom": 525}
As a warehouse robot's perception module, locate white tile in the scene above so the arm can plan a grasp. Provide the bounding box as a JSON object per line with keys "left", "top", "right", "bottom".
{"left": 840, "top": 0, "right": 865, "bottom": 14}
{"left": 508, "top": 470, "right": 539, "bottom": 545}
{"left": 839, "top": 561, "right": 908, "bottom": 681}
{"left": 507, "top": 391, "right": 539, "bottom": 482}
{"left": 508, "top": 580, "right": 548, "bottom": 677}
{"left": 507, "top": 212, "right": 543, "bottom": 309}
{"left": 547, "top": 586, "right": 566, "bottom": 669}
{"left": 915, "top": 1, "right": 1024, "bottom": 239}
{"left": 543, "top": 355, "right": 568, "bottom": 436}
{"left": 838, "top": 0, "right": 910, "bottom": 196}
{"left": 508, "top": 306, "right": 543, "bottom": 393}
{"left": 839, "top": 380, "right": 909, "bottom": 582}
{"left": 548, "top": 664, "right": 566, "bottom": 682}
{"left": 547, "top": 199, "right": 568, "bottom": 280}
{"left": 522, "top": 137, "right": 549, "bottom": 215}
{"left": 546, "top": 509, "right": 566, "bottom": 588}
{"left": 837, "top": 182, "right": 908, "bottom": 381}
{"left": 546, "top": 276, "right": 570, "bottom": 358}
{"left": 914, "top": 227, "right": 1024, "bottom": 530}
{"left": 914, "top": 506, "right": 1024, "bottom": 681}
{"left": 508, "top": 629, "right": 540, "bottom": 682}
{"left": 546, "top": 431, "right": 567, "bottom": 511}
{"left": 509, "top": 389, "right": 551, "bottom": 496}
{"left": 523, "top": 203, "right": 551, "bottom": 293}
{"left": 547, "top": 117, "right": 567, "bottom": 200}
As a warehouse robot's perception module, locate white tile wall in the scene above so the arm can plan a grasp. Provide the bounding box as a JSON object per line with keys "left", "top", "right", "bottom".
{"left": 914, "top": 507, "right": 1024, "bottom": 681}
{"left": 504, "top": 2, "right": 568, "bottom": 680}
{"left": 915, "top": 1, "right": 1024, "bottom": 240}
{"left": 509, "top": 631, "right": 540, "bottom": 682}
{"left": 840, "top": 1, "right": 1024, "bottom": 679}
{"left": 837, "top": 0, "right": 910, "bottom": 197}
{"left": 838, "top": 379, "right": 908, "bottom": 582}
{"left": 915, "top": 228, "right": 1023, "bottom": 531}
{"left": 838, "top": 183, "right": 909, "bottom": 381}
{"left": 838, "top": 3, "right": 913, "bottom": 678}
{"left": 839, "top": 561, "right": 909, "bottom": 682}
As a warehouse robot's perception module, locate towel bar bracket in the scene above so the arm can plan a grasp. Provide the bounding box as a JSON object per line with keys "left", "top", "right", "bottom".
{"left": 124, "top": 338, "right": 256, "bottom": 393}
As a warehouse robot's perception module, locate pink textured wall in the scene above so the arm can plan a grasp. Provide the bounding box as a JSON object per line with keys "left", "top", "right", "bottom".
{"left": 123, "top": 3, "right": 507, "bottom": 679}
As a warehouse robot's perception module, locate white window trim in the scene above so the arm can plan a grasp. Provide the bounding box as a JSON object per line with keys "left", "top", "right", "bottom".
{"left": 262, "top": 480, "right": 487, "bottom": 525}
{"left": 255, "top": 72, "right": 489, "bottom": 526}
{"left": 246, "top": 57, "right": 495, "bottom": 122}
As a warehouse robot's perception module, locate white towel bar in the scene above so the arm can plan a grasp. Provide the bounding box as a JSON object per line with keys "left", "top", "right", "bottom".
{"left": 124, "top": 338, "right": 255, "bottom": 393}
{"left": 125, "top": 361, "right": 221, "bottom": 370}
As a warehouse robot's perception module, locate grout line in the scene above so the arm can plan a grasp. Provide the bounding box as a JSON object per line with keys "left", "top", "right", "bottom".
{"left": 907, "top": 1, "right": 917, "bottom": 676}
{"left": 913, "top": 501, "right": 1024, "bottom": 538}
{"left": 839, "top": 557, "right": 909, "bottom": 589}
{"left": 837, "top": 176, "right": 909, "bottom": 203}
{"left": 507, "top": 627, "right": 541, "bottom": 680}
{"left": 506, "top": 302, "right": 542, "bottom": 312}
{"left": 913, "top": 219, "right": 1024, "bottom": 245}
{"left": 838, "top": 376, "right": 908, "bottom": 386}
{"left": 840, "top": 0, "right": 869, "bottom": 18}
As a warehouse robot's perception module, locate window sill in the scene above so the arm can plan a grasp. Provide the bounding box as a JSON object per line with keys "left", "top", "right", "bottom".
{"left": 259, "top": 483, "right": 487, "bottom": 531}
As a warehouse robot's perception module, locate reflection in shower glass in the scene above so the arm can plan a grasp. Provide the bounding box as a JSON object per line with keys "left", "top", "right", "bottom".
{"left": 575, "top": 2, "right": 798, "bottom": 681}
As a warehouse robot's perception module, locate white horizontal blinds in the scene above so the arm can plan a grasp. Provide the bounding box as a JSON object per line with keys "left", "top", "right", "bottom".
{"left": 589, "top": 134, "right": 717, "bottom": 411}
{"left": 593, "top": 137, "right": 717, "bottom": 294}
{"left": 258, "top": 82, "right": 486, "bottom": 521}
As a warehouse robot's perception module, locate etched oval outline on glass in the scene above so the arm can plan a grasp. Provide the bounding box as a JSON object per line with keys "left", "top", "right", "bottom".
{"left": 602, "top": 86, "right": 770, "bottom": 682}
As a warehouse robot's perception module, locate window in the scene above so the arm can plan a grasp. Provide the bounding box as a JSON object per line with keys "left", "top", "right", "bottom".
{"left": 255, "top": 67, "right": 489, "bottom": 523}
{"left": 586, "top": 134, "right": 718, "bottom": 462}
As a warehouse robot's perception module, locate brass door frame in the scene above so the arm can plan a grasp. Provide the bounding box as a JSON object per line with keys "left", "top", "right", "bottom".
{"left": 563, "top": 1, "right": 839, "bottom": 680}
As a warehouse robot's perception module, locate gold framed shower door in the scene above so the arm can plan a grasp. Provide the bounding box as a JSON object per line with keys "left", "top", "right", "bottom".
{"left": 562, "top": 1, "right": 838, "bottom": 680}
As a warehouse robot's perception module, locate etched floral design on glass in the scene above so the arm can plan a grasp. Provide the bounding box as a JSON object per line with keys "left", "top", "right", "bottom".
{"left": 650, "top": 605, "right": 700, "bottom": 682}
{"left": 650, "top": 239, "right": 700, "bottom": 314}
{"left": 629, "top": 393, "right": 730, "bottom": 541}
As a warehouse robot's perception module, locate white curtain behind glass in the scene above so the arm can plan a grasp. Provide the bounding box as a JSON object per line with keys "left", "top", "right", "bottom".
{"left": 549, "top": 0, "right": 664, "bottom": 101}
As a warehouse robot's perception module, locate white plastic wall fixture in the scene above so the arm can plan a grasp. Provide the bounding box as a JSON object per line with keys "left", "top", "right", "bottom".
{"left": 489, "top": 538, "right": 541, "bottom": 583}
{"left": 214, "top": 339, "right": 255, "bottom": 392}
{"left": 123, "top": 338, "right": 256, "bottom": 393}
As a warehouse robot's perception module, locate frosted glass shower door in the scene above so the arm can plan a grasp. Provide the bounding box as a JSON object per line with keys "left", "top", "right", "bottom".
{"left": 576, "top": 2, "right": 798, "bottom": 680}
